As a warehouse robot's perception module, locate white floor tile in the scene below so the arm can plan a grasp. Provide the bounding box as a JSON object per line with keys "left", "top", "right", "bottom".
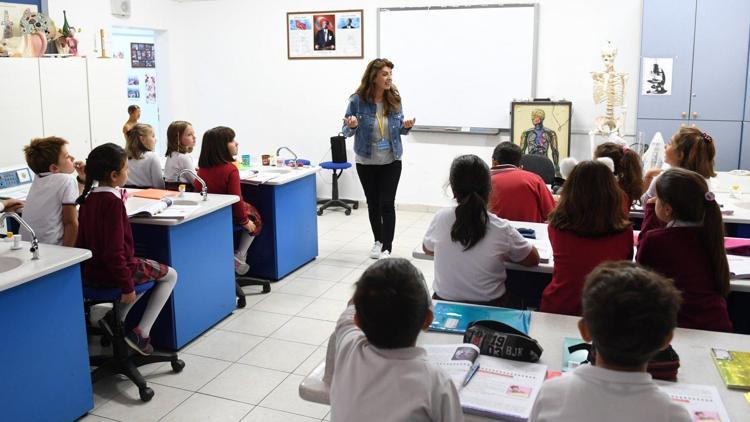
{"left": 318, "top": 253, "right": 370, "bottom": 269}
{"left": 252, "top": 292, "right": 316, "bottom": 315}
{"left": 337, "top": 267, "right": 366, "bottom": 285}
{"left": 259, "top": 374, "right": 330, "bottom": 419}
{"left": 160, "top": 393, "right": 253, "bottom": 422}
{"left": 198, "top": 363, "right": 288, "bottom": 405}
{"left": 241, "top": 406, "right": 320, "bottom": 422}
{"left": 293, "top": 346, "right": 327, "bottom": 376}
{"left": 77, "top": 415, "right": 117, "bottom": 422}
{"left": 220, "top": 309, "right": 291, "bottom": 337}
{"left": 147, "top": 353, "right": 231, "bottom": 391}
{"left": 92, "top": 383, "right": 192, "bottom": 422}
{"left": 298, "top": 263, "right": 355, "bottom": 282}
{"left": 184, "top": 330, "right": 264, "bottom": 362}
{"left": 271, "top": 317, "right": 335, "bottom": 345}
{"left": 320, "top": 229, "right": 362, "bottom": 243}
{"left": 276, "top": 277, "right": 336, "bottom": 298}
{"left": 238, "top": 338, "right": 317, "bottom": 372}
{"left": 297, "top": 298, "right": 348, "bottom": 322}
{"left": 320, "top": 283, "right": 354, "bottom": 301}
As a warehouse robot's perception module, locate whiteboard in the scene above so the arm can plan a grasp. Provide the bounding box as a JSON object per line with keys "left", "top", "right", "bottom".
{"left": 378, "top": 4, "right": 537, "bottom": 131}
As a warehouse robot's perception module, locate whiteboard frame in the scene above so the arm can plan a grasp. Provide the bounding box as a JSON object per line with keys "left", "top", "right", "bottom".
{"left": 377, "top": 3, "right": 539, "bottom": 134}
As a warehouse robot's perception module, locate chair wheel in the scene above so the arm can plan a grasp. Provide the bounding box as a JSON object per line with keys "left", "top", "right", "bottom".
{"left": 345, "top": 209, "right": 351, "bottom": 215}
{"left": 352, "top": 203, "right": 359, "bottom": 209}
{"left": 236, "top": 295, "right": 247, "bottom": 309}
{"left": 171, "top": 359, "right": 185, "bottom": 373}
{"left": 139, "top": 386, "right": 154, "bottom": 402}
{"left": 317, "top": 209, "right": 324, "bottom": 216}
{"left": 262, "top": 284, "right": 271, "bottom": 294}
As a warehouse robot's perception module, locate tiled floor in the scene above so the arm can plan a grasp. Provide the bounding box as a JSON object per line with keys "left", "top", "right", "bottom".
{"left": 82, "top": 207, "right": 436, "bottom": 422}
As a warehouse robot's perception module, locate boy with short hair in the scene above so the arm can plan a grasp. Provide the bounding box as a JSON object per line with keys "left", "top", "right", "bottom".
{"left": 326, "top": 258, "right": 463, "bottom": 422}
{"left": 22, "top": 137, "right": 85, "bottom": 246}
{"left": 489, "top": 141, "right": 555, "bottom": 223}
{"left": 530, "top": 261, "right": 691, "bottom": 422}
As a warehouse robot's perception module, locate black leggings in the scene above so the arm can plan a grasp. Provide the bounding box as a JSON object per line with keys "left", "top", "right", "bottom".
{"left": 356, "top": 160, "right": 402, "bottom": 252}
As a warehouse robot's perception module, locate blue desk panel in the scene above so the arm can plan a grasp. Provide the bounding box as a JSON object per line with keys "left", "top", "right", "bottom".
{"left": 0, "top": 265, "right": 93, "bottom": 421}
{"left": 131, "top": 206, "right": 236, "bottom": 350}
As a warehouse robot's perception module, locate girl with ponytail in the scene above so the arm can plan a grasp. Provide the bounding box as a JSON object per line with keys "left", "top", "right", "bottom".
{"left": 422, "top": 154, "right": 539, "bottom": 307}
{"left": 594, "top": 142, "right": 644, "bottom": 213}
{"left": 540, "top": 160, "right": 634, "bottom": 316}
{"left": 636, "top": 168, "right": 731, "bottom": 332}
{"left": 76, "top": 143, "right": 178, "bottom": 355}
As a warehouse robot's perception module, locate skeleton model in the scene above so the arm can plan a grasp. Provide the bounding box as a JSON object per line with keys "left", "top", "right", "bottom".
{"left": 589, "top": 41, "right": 629, "bottom": 153}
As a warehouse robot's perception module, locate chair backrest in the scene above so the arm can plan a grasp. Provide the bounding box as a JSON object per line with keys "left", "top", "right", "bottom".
{"left": 519, "top": 154, "right": 555, "bottom": 184}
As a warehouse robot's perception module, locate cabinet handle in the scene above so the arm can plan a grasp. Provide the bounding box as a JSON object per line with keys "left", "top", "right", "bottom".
{"left": 692, "top": 112, "right": 698, "bottom": 118}
{"left": 681, "top": 112, "right": 687, "bottom": 118}
{"left": 691, "top": 124, "right": 697, "bottom": 128}
{"left": 680, "top": 123, "right": 687, "bottom": 128}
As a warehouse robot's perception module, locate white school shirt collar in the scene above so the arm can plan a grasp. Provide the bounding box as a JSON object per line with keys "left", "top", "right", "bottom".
{"left": 91, "top": 186, "right": 122, "bottom": 199}
{"left": 370, "top": 344, "right": 427, "bottom": 361}
{"left": 667, "top": 219, "right": 702, "bottom": 228}
{"left": 574, "top": 364, "right": 654, "bottom": 385}
{"left": 490, "top": 164, "right": 518, "bottom": 175}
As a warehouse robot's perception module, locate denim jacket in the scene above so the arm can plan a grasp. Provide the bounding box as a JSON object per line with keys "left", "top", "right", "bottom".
{"left": 341, "top": 94, "right": 411, "bottom": 160}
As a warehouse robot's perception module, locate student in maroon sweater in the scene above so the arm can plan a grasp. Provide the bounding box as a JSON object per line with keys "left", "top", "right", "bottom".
{"left": 540, "top": 160, "right": 634, "bottom": 316}
{"left": 76, "top": 143, "right": 178, "bottom": 355}
{"left": 594, "top": 142, "right": 643, "bottom": 216}
{"left": 195, "top": 126, "right": 262, "bottom": 278}
{"left": 636, "top": 168, "right": 732, "bottom": 332}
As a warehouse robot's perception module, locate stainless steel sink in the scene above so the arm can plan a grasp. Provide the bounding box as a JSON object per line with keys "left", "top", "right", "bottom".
{"left": 0, "top": 256, "right": 23, "bottom": 273}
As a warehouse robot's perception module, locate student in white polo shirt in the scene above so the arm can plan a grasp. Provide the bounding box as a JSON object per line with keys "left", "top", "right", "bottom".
{"left": 325, "top": 258, "right": 463, "bottom": 422}
{"left": 21, "top": 137, "right": 85, "bottom": 246}
{"left": 530, "top": 261, "right": 691, "bottom": 422}
{"left": 422, "top": 154, "right": 539, "bottom": 307}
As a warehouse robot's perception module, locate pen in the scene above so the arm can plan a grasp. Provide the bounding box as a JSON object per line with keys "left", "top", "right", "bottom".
{"left": 462, "top": 362, "right": 480, "bottom": 387}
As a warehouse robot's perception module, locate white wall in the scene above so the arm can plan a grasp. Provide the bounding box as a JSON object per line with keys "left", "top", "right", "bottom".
{"left": 42, "top": 0, "right": 643, "bottom": 207}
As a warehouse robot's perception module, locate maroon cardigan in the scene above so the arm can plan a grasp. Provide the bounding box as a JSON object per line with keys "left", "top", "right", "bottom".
{"left": 636, "top": 211, "right": 732, "bottom": 332}
{"left": 76, "top": 191, "right": 139, "bottom": 293}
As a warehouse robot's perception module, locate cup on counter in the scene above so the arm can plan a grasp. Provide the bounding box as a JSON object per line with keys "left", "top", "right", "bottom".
{"left": 262, "top": 154, "right": 270, "bottom": 166}
{"left": 242, "top": 154, "right": 251, "bottom": 167}
{"left": 276, "top": 158, "right": 285, "bottom": 167}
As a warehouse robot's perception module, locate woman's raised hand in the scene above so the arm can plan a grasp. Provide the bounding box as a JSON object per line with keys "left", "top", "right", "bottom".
{"left": 344, "top": 115, "right": 358, "bottom": 128}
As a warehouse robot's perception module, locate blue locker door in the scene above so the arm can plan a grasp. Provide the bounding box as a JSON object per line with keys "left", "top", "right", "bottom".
{"left": 636, "top": 119, "right": 685, "bottom": 153}
{"left": 690, "top": 120, "right": 742, "bottom": 171}
{"left": 742, "top": 123, "right": 750, "bottom": 170}
{"left": 638, "top": 0, "right": 696, "bottom": 120}
{"left": 690, "top": 0, "right": 750, "bottom": 121}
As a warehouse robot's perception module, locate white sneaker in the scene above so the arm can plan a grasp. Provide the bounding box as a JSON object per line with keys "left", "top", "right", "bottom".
{"left": 378, "top": 250, "right": 391, "bottom": 260}
{"left": 234, "top": 255, "right": 250, "bottom": 276}
{"left": 369, "top": 241, "right": 383, "bottom": 259}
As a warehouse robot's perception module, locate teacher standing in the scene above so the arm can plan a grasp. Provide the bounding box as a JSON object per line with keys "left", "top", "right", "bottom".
{"left": 342, "top": 58, "right": 416, "bottom": 259}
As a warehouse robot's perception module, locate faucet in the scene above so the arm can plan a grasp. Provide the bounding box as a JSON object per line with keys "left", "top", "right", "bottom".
{"left": 177, "top": 169, "right": 208, "bottom": 201}
{"left": 276, "top": 146, "right": 298, "bottom": 167}
{"left": 2, "top": 212, "right": 39, "bottom": 260}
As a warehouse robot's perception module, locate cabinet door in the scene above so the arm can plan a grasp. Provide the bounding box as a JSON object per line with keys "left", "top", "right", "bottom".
{"left": 39, "top": 59, "right": 91, "bottom": 160}
{"left": 636, "top": 118, "right": 684, "bottom": 149}
{"left": 638, "top": 0, "right": 696, "bottom": 120}
{"left": 691, "top": 120, "right": 742, "bottom": 171}
{"left": 690, "top": 0, "right": 750, "bottom": 121}
{"left": 0, "top": 59, "right": 43, "bottom": 167}
{"left": 742, "top": 123, "right": 750, "bottom": 170}
{"left": 87, "top": 59, "right": 128, "bottom": 149}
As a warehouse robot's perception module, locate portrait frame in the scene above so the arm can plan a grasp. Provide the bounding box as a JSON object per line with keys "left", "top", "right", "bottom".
{"left": 287, "top": 9, "right": 363, "bottom": 60}
{"left": 510, "top": 101, "right": 572, "bottom": 173}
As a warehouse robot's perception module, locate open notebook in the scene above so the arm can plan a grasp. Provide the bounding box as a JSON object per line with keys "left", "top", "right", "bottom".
{"left": 658, "top": 382, "right": 731, "bottom": 421}
{"left": 126, "top": 197, "right": 199, "bottom": 219}
{"left": 728, "top": 255, "right": 750, "bottom": 279}
{"left": 424, "top": 343, "right": 547, "bottom": 421}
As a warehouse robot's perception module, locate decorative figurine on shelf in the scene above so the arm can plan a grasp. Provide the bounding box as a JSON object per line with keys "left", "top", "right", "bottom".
{"left": 2, "top": 10, "right": 13, "bottom": 40}
{"left": 519, "top": 108, "right": 560, "bottom": 174}
{"left": 19, "top": 8, "right": 49, "bottom": 57}
{"left": 589, "top": 41, "right": 629, "bottom": 154}
{"left": 51, "top": 10, "right": 79, "bottom": 56}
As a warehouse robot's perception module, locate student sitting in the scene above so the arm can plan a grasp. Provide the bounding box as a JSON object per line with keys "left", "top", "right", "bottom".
{"left": 196, "top": 126, "right": 262, "bottom": 276}
{"left": 594, "top": 142, "right": 643, "bottom": 214}
{"left": 540, "top": 160, "right": 633, "bottom": 316}
{"left": 636, "top": 168, "right": 732, "bottom": 332}
{"left": 423, "top": 154, "right": 539, "bottom": 307}
{"left": 488, "top": 142, "right": 555, "bottom": 223}
{"left": 21, "top": 137, "right": 85, "bottom": 246}
{"left": 325, "top": 258, "right": 464, "bottom": 422}
{"left": 530, "top": 261, "right": 691, "bottom": 422}
{"left": 76, "top": 143, "right": 177, "bottom": 355}
{"left": 164, "top": 120, "right": 197, "bottom": 192}
{"left": 125, "top": 123, "right": 165, "bottom": 189}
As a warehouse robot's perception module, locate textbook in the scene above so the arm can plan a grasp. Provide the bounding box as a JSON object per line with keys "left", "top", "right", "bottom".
{"left": 711, "top": 348, "right": 750, "bottom": 390}
{"left": 658, "top": 382, "right": 731, "bottom": 421}
{"left": 131, "top": 188, "right": 179, "bottom": 200}
{"left": 728, "top": 255, "right": 750, "bottom": 279}
{"left": 126, "top": 197, "right": 198, "bottom": 219}
{"left": 424, "top": 343, "right": 547, "bottom": 422}
{"left": 429, "top": 302, "right": 531, "bottom": 335}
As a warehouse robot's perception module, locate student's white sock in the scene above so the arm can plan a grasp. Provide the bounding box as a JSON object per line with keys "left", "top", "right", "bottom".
{"left": 235, "top": 233, "right": 255, "bottom": 260}
{"left": 119, "top": 267, "right": 177, "bottom": 338}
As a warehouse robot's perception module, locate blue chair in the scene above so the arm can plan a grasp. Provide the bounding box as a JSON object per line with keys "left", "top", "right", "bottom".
{"left": 83, "top": 281, "right": 184, "bottom": 402}
{"left": 317, "top": 162, "right": 358, "bottom": 216}
{"left": 233, "top": 225, "right": 271, "bottom": 309}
